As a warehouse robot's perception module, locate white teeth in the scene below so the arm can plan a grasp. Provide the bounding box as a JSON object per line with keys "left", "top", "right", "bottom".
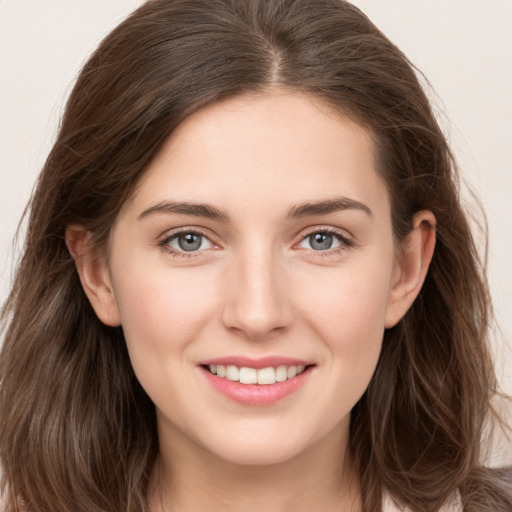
{"left": 275, "top": 365, "right": 288, "bottom": 382}
{"left": 208, "top": 364, "right": 307, "bottom": 385}
{"left": 226, "top": 365, "right": 239, "bottom": 381}
{"left": 239, "top": 367, "right": 257, "bottom": 384}
{"left": 287, "top": 366, "right": 297, "bottom": 378}
{"left": 257, "top": 367, "right": 276, "bottom": 385}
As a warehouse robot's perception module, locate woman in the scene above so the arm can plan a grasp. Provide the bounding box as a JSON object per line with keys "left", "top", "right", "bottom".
{"left": 0, "top": 0, "right": 510, "bottom": 511}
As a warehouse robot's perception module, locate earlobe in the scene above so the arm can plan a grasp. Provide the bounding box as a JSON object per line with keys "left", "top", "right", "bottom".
{"left": 65, "top": 225, "right": 122, "bottom": 327}
{"left": 384, "top": 211, "right": 436, "bottom": 328}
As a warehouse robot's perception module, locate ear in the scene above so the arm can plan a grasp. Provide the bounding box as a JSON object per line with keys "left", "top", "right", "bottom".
{"left": 385, "top": 211, "right": 436, "bottom": 328}
{"left": 66, "top": 225, "right": 122, "bottom": 327}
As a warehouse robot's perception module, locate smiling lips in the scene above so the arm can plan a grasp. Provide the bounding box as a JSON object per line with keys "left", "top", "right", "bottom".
{"left": 200, "top": 357, "right": 313, "bottom": 405}
{"left": 208, "top": 364, "right": 307, "bottom": 385}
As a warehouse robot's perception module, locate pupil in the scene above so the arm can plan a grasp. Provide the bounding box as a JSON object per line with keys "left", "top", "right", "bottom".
{"left": 310, "top": 233, "right": 333, "bottom": 250}
{"left": 178, "top": 233, "right": 201, "bottom": 251}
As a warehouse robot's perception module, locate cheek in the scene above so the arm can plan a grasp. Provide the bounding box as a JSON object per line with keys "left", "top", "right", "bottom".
{"left": 296, "top": 257, "right": 394, "bottom": 387}
{"left": 301, "top": 262, "right": 392, "bottom": 337}
{"left": 110, "top": 262, "right": 225, "bottom": 423}
{"left": 110, "top": 257, "right": 220, "bottom": 362}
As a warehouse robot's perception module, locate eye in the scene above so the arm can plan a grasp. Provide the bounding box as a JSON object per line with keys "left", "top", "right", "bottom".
{"left": 298, "top": 230, "right": 351, "bottom": 252}
{"left": 162, "top": 231, "right": 214, "bottom": 253}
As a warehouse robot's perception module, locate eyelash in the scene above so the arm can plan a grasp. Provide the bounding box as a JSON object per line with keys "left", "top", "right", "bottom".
{"left": 298, "top": 227, "right": 354, "bottom": 257}
{"left": 157, "top": 226, "right": 354, "bottom": 259}
{"left": 158, "top": 227, "right": 216, "bottom": 259}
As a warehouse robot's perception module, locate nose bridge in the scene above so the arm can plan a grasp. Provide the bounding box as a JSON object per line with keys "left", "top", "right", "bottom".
{"left": 222, "top": 239, "right": 291, "bottom": 339}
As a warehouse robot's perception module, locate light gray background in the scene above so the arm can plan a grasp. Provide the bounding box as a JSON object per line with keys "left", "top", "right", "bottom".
{"left": 1, "top": 1, "right": 511, "bottom": 401}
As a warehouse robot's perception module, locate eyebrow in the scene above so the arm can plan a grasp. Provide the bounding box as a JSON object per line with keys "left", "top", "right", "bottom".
{"left": 138, "top": 196, "right": 372, "bottom": 222}
{"left": 286, "top": 197, "right": 373, "bottom": 219}
{"left": 138, "top": 201, "right": 230, "bottom": 222}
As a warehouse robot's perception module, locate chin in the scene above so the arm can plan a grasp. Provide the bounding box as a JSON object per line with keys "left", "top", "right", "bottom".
{"left": 213, "top": 443, "right": 303, "bottom": 467}
{"left": 195, "top": 426, "right": 306, "bottom": 467}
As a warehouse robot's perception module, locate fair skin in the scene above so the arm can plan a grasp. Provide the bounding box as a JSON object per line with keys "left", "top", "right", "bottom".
{"left": 67, "top": 92, "right": 436, "bottom": 512}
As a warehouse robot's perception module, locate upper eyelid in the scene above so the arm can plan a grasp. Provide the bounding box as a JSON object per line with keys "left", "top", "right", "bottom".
{"left": 296, "top": 225, "right": 352, "bottom": 241}
{"left": 159, "top": 226, "right": 217, "bottom": 242}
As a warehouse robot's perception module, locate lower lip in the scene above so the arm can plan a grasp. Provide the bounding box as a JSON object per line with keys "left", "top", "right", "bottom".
{"left": 201, "top": 366, "right": 313, "bottom": 405}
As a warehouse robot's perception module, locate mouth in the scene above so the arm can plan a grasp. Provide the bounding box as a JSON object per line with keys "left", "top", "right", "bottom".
{"left": 203, "top": 364, "right": 308, "bottom": 385}
{"left": 199, "top": 359, "right": 315, "bottom": 405}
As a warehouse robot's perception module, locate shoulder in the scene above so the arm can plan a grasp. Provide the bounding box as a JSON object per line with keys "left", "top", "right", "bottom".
{"left": 383, "top": 491, "right": 462, "bottom": 512}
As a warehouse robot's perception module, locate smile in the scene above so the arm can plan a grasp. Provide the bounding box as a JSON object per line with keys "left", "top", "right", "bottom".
{"left": 200, "top": 358, "right": 314, "bottom": 405}
{"left": 207, "top": 364, "right": 307, "bottom": 385}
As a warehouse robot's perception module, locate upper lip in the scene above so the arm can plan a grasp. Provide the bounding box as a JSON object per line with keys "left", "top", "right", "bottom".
{"left": 198, "top": 356, "right": 314, "bottom": 369}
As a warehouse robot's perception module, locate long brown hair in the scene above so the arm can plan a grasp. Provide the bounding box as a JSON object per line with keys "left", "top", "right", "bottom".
{"left": 1, "top": 1, "right": 510, "bottom": 510}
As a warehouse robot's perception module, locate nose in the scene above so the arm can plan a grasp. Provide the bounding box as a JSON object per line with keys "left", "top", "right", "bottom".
{"left": 221, "top": 246, "right": 293, "bottom": 340}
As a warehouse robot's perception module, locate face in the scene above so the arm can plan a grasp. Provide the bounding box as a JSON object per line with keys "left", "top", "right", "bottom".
{"left": 91, "top": 92, "right": 415, "bottom": 466}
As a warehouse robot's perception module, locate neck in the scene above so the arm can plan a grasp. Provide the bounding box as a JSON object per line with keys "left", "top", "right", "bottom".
{"left": 148, "top": 421, "right": 361, "bottom": 512}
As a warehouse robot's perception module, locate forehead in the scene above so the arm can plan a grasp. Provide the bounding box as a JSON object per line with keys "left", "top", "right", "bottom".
{"left": 127, "top": 92, "right": 389, "bottom": 220}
